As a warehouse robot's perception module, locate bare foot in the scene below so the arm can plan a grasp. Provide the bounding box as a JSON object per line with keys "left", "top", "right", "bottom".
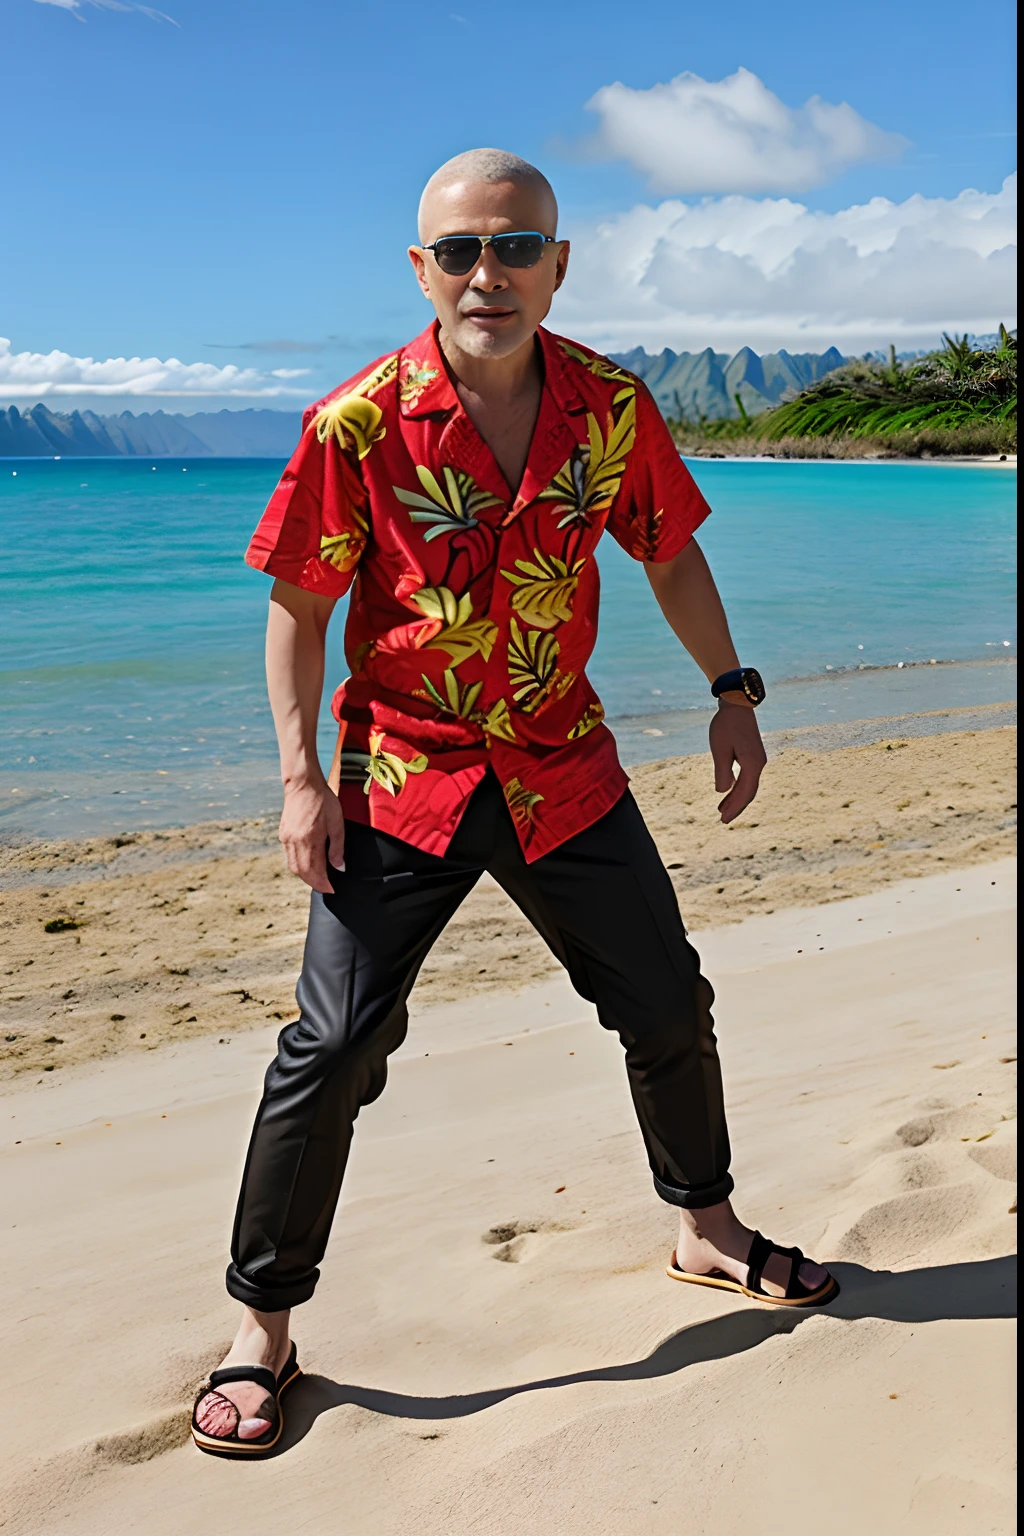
{"left": 194, "top": 1307, "right": 293, "bottom": 1442}
{"left": 676, "top": 1201, "right": 829, "bottom": 1297}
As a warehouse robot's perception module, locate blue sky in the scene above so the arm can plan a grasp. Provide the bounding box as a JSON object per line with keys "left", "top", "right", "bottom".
{"left": 1, "top": 0, "right": 1017, "bottom": 411}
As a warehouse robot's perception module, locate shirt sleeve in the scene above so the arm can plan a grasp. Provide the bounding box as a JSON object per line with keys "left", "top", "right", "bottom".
{"left": 606, "top": 381, "right": 711, "bottom": 562}
{"left": 244, "top": 420, "right": 369, "bottom": 598}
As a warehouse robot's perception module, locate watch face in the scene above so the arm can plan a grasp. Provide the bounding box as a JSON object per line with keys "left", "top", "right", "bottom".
{"left": 742, "top": 669, "right": 766, "bottom": 705}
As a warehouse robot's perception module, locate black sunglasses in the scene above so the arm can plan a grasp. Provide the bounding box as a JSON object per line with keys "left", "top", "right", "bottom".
{"left": 422, "top": 230, "right": 559, "bottom": 276}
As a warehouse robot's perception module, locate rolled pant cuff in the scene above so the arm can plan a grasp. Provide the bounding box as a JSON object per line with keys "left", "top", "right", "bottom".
{"left": 225, "top": 1262, "right": 319, "bottom": 1312}
{"left": 652, "top": 1170, "right": 734, "bottom": 1210}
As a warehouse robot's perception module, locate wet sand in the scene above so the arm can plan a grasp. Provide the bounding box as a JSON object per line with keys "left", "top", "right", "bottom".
{"left": 1, "top": 724, "right": 1015, "bottom": 1083}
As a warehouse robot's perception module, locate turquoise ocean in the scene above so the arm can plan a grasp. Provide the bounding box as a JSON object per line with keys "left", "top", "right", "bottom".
{"left": 0, "top": 457, "right": 1016, "bottom": 838}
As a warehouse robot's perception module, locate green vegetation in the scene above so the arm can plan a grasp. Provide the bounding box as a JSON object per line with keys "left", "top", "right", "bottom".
{"left": 667, "top": 329, "right": 1017, "bottom": 458}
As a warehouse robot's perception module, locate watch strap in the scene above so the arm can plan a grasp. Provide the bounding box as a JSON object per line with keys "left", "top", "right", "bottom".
{"left": 711, "top": 667, "right": 765, "bottom": 705}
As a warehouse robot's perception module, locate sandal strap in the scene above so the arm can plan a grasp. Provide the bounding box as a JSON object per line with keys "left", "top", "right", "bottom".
{"left": 745, "top": 1231, "right": 809, "bottom": 1298}
{"left": 208, "top": 1364, "right": 278, "bottom": 1396}
{"left": 782, "top": 1245, "right": 809, "bottom": 1299}
{"left": 745, "top": 1230, "right": 773, "bottom": 1296}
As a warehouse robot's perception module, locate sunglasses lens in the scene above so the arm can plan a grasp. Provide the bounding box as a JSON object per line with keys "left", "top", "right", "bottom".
{"left": 492, "top": 234, "right": 547, "bottom": 268}
{"left": 432, "top": 237, "right": 483, "bottom": 275}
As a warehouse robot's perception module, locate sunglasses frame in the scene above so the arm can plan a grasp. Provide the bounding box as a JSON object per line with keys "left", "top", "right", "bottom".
{"left": 421, "top": 230, "right": 560, "bottom": 273}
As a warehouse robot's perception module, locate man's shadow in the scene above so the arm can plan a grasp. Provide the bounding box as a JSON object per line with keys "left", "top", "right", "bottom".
{"left": 272, "top": 1254, "right": 1015, "bottom": 1452}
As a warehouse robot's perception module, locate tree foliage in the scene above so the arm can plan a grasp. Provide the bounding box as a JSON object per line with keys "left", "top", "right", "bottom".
{"left": 754, "top": 328, "right": 1016, "bottom": 441}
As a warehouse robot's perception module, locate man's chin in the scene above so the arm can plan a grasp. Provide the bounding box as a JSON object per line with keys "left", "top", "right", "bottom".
{"left": 449, "top": 317, "right": 533, "bottom": 360}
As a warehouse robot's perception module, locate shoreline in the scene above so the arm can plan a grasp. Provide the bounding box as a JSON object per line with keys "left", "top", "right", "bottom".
{"left": 2, "top": 673, "right": 1017, "bottom": 844}
{"left": 3, "top": 451, "right": 1018, "bottom": 466}
{"left": 0, "top": 722, "right": 1015, "bottom": 1086}
{"left": 0, "top": 702, "right": 1015, "bottom": 868}
{"left": 680, "top": 453, "right": 1017, "bottom": 465}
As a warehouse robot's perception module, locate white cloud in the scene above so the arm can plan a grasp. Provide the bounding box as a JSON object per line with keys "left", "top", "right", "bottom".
{"left": 0, "top": 340, "right": 311, "bottom": 398}
{"left": 581, "top": 68, "right": 907, "bottom": 195}
{"left": 33, "top": 1, "right": 178, "bottom": 24}
{"left": 550, "top": 175, "right": 1017, "bottom": 354}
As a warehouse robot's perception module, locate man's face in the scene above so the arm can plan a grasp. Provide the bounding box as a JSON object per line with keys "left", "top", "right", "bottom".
{"left": 409, "top": 178, "right": 569, "bottom": 361}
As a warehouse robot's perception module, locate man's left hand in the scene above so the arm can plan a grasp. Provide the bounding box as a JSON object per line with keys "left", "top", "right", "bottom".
{"left": 709, "top": 701, "right": 767, "bottom": 823}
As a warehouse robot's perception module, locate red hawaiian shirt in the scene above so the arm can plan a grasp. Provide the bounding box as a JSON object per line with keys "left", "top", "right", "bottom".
{"left": 245, "top": 322, "right": 710, "bottom": 862}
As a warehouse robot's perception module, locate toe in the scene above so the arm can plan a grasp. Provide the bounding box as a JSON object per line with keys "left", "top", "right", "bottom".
{"left": 196, "top": 1393, "right": 238, "bottom": 1438}
{"left": 237, "top": 1417, "right": 273, "bottom": 1441}
{"left": 798, "top": 1260, "right": 830, "bottom": 1292}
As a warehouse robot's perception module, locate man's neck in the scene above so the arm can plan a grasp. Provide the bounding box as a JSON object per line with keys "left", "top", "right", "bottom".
{"left": 436, "top": 328, "right": 542, "bottom": 407}
{"left": 435, "top": 328, "right": 544, "bottom": 494}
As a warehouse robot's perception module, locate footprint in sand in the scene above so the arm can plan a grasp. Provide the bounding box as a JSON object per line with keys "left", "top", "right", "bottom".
{"left": 894, "top": 1103, "right": 1001, "bottom": 1148}
{"left": 482, "top": 1219, "right": 580, "bottom": 1263}
{"left": 830, "top": 1092, "right": 1016, "bottom": 1266}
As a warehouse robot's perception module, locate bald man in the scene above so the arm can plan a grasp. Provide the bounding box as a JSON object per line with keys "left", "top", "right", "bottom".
{"left": 192, "top": 149, "right": 836, "bottom": 1458}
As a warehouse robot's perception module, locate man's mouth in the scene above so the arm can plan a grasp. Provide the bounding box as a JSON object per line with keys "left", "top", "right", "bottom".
{"left": 463, "top": 306, "right": 516, "bottom": 323}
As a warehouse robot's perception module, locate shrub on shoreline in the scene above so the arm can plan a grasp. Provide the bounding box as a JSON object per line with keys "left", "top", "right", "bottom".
{"left": 668, "top": 329, "right": 1017, "bottom": 458}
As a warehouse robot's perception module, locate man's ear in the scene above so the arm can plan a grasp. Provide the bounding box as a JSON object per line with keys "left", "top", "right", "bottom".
{"left": 552, "top": 240, "right": 570, "bottom": 293}
{"left": 408, "top": 246, "right": 431, "bottom": 298}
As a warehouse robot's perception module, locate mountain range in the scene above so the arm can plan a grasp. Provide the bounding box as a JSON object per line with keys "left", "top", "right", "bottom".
{"left": 608, "top": 345, "right": 848, "bottom": 420}
{"left": 0, "top": 403, "right": 304, "bottom": 459}
{"left": 0, "top": 344, "right": 850, "bottom": 457}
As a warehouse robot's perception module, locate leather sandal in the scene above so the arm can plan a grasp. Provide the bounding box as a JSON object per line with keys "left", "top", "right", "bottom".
{"left": 667, "top": 1230, "right": 839, "bottom": 1308}
{"left": 191, "top": 1341, "right": 301, "bottom": 1456}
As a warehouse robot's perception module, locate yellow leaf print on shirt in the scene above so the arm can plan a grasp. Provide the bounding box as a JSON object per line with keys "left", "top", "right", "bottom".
{"left": 480, "top": 698, "right": 518, "bottom": 744}
{"left": 567, "top": 702, "right": 605, "bottom": 740}
{"left": 395, "top": 465, "right": 502, "bottom": 541}
{"left": 539, "top": 392, "right": 637, "bottom": 529}
{"left": 319, "top": 505, "right": 369, "bottom": 572}
{"left": 503, "top": 776, "right": 544, "bottom": 828}
{"left": 500, "top": 550, "right": 586, "bottom": 630}
{"left": 366, "top": 731, "right": 428, "bottom": 797}
{"left": 412, "top": 586, "right": 498, "bottom": 666}
{"left": 417, "top": 671, "right": 518, "bottom": 743}
{"left": 313, "top": 394, "right": 387, "bottom": 460}
{"left": 557, "top": 340, "right": 636, "bottom": 393}
{"left": 311, "top": 355, "right": 398, "bottom": 457}
{"left": 507, "top": 617, "right": 559, "bottom": 709}
{"left": 419, "top": 669, "right": 484, "bottom": 719}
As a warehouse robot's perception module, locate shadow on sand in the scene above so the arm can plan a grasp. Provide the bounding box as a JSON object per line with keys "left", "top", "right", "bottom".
{"left": 272, "top": 1254, "right": 1016, "bottom": 1452}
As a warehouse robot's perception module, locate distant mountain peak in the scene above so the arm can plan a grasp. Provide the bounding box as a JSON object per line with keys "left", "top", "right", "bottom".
{"left": 0, "top": 343, "right": 856, "bottom": 456}
{"left": 609, "top": 343, "right": 850, "bottom": 420}
{"left": 0, "top": 404, "right": 304, "bottom": 458}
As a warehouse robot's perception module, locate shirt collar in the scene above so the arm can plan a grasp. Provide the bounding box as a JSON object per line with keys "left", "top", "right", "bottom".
{"left": 536, "top": 324, "right": 588, "bottom": 417}
{"left": 397, "top": 320, "right": 587, "bottom": 420}
{"left": 397, "top": 322, "right": 458, "bottom": 417}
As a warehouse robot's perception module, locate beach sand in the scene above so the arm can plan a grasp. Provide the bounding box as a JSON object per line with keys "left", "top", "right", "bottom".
{"left": 1, "top": 725, "right": 1015, "bottom": 1081}
{"left": 0, "top": 724, "right": 1016, "bottom": 1534}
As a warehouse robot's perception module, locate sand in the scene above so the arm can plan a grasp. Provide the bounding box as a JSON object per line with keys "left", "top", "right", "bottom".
{"left": 1, "top": 726, "right": 1016, "bottom": 1083}
{"left": 0, "top": 722, "right": 1017, "bottom": 1534}
{"left": 1, "top": 853, "right": 1015, "bottom": 1534}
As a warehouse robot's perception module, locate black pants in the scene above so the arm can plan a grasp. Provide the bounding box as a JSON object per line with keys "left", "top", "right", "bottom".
{"left": 227, "top": 773, "right": 733, "bottom": 1311}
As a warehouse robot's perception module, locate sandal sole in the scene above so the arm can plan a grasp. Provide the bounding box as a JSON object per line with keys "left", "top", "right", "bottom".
{"left": 191, "top": 1365, "right": 302, "bottom": 1457}
{"left": 666, "top": 1266, "right": 839, "bottom": 1308}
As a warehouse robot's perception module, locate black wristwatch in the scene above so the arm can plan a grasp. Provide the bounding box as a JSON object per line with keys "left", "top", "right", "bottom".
{"left": 711, "top": 667, "right": 766, "bottom": 706}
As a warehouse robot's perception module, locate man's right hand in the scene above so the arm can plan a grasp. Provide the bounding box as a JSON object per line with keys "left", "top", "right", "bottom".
{"left": 278, "top": 779, "right": 346, "bottom": 893}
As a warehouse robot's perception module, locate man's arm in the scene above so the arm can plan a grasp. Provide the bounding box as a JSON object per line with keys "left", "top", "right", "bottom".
{"left": 266, "top": 578, "right": 346, "bottom": 891}
{"left": 644, "top": 538, "right": 767, "bottom": 824}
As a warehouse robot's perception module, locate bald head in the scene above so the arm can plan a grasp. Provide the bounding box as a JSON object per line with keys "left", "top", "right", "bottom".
{"left": 417, "top": 149, "right": 558, "bottom": 242}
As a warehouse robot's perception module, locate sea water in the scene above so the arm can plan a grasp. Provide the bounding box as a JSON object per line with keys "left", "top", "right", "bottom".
{"left": 0, "top": 457, "right": 1016, "bottom": 837}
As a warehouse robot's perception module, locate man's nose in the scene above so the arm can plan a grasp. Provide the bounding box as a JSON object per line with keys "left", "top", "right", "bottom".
{"left": 469, "top": 243, "right": 509, "bottom": 291}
